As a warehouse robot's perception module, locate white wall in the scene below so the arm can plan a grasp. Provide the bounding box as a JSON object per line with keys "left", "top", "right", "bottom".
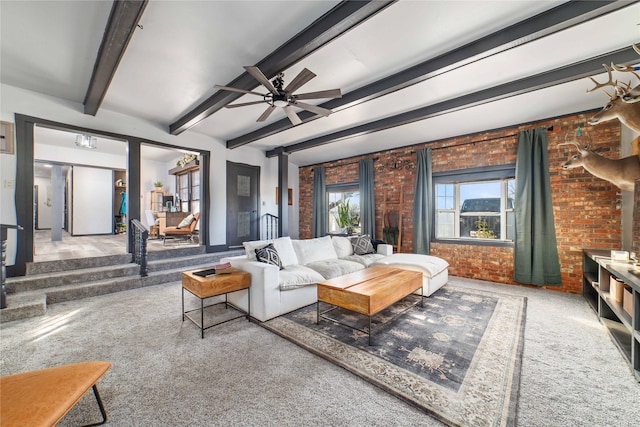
{"left": 72, "top": 166, "right": 113, "bottom": 235}
{"left": 0, "top": 83, "right": 298, "bottom": 264}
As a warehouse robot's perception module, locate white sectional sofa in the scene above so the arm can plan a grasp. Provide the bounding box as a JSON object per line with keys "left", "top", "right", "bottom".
{"left": 221, "top": 235, "right": 448, "bottom": 322}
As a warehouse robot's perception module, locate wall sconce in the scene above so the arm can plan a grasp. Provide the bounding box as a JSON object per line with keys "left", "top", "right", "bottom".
{"left": 75, "top": 134, "right": 97, "bottom": 149}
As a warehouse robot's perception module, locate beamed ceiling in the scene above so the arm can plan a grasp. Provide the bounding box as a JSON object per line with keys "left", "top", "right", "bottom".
{"left": 1, "top": 1, "right": 639, "bottom": 166}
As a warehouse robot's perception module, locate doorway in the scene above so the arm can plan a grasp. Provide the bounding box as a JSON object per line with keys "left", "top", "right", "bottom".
{"left": 226, "top": 161, "right": 260, "bottom": 248}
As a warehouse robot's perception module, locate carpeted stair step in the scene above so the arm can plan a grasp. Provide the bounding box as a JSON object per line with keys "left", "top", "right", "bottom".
{"left": 25, "top": 253, "right": 133, "bottom": 275}
{"left": 5, "top": 263, "right": 140, "bottom": 294}
{"left": 147, "top": 250, "right": 244, "bottom": 273}
{"left": 0, "top": 293, "right": 47, "bottom": 323}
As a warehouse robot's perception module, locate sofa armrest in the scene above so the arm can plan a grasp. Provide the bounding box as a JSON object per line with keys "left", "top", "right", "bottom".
{"left": 377, "top": 244, "right": 393, "bottom": 256}
{"left": 221, "top": 256, "right": 282, "bottom": 321}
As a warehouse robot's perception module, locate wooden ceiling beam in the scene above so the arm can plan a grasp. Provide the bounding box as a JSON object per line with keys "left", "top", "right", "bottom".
{"left": 169, "top": 0, "right": 396, "bottom": 136}
{"left": 266, "top": 47, "right": 639, "bottom": 157}
{"left": 230, "top": 0, "right": 629, "bottom": 149}
{"left": 83, "top": 0, "right": 148, "bottom": 116}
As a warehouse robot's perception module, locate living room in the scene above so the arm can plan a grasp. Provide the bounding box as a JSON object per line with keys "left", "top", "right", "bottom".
{"left": 1, "top": 1, "right": 640, "bottom": 425}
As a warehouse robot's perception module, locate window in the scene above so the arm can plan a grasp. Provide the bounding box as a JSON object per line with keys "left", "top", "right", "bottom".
{"left": 327, "top": 183, "right": 360, "bottom": 234}
{"left": 434, "top": 166, "right": 515, "bottom": 243}
{"left": 175, "top": 169, "right": 200, "bottom": 215}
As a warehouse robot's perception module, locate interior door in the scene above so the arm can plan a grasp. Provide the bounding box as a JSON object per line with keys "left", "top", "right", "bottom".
{"left": 227, "top": 161, "right": 260, "bottom": 248}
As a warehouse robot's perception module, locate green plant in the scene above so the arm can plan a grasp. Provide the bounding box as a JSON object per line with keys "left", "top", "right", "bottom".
{"left": 334, "top": 200, "right": 353, "bottom": 228}
{"left": 153, "top": 181, "right": 163, "bottom": 188}
{"left": 475, "top": 217, "right": 496, "bottom": 239}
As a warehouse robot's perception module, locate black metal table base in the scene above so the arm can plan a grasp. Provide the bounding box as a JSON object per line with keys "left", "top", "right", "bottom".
{"left": 182, "top": 288, "right": 250, "bottom": 338}
{"left": 317, "top": 288, "right": 424, "bottom": 345}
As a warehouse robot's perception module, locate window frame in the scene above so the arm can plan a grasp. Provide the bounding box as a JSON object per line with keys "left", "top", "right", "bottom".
{"left": 326, "top": 182, "right": 361, "bottom": 235}
{"left": 432, "top": 164, "right": 516, "bottom": 247}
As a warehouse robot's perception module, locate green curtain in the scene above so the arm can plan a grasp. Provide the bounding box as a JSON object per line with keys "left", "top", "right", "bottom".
{"left": 514, "top": 128, "right": 562, "bottom": 286}
{"left": 312, "top": 167, "right": 326, "bottom": 237}
{"left": 413, "top": 148, "right": 432, "bottom": 254}
{"left": 359, "top": 158, "right": 375, "bottom": 238}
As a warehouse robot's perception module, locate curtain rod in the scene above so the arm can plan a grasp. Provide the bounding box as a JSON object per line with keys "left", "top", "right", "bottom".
{"left": 311, "top": 157, "right": 379, "bottom": 172}
{"left": 412, "top": 126, "right": 554, "bottom": 153}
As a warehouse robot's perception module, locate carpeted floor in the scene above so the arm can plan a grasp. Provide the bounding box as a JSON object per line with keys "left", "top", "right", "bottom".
{"left": 1, "top": 276, "right": 639, "bottom": 426}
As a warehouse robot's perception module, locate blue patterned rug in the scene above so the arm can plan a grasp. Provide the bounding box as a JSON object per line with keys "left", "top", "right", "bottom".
{"left": 261, "top": 286, "right": 526, "bottom": 427}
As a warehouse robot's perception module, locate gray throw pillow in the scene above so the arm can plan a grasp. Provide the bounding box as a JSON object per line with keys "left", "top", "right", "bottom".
{"left": 350, "top": 235, "right": 375, "bottom": 255}
{"left": 255, "top": 243, "right": 283, "bottom": 269}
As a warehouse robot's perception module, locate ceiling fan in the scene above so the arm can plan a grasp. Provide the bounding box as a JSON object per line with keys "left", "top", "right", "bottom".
{"left": 215, "top": 66, "right": 342, "bottom": 126}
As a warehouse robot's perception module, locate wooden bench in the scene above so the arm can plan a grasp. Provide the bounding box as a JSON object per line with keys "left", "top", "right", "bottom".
{"left": 0, "top": 361, "right": 111, "bottom": 427}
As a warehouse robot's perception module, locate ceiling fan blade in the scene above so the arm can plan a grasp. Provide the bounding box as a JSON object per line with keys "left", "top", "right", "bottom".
{"left": 294, "top": 89, "right": 342, "bottom": 100}
{"left": 257, "top": 105, "right": 276, "bottom": 122}
{"left": 226, "top": 100, "right": 266, "bottom": 109}
{"left": 292, "top": 101, "right": 333, "bottom": 117}
{"left": 283, "top": 106, "right": 302, "bottom": 126}
{"left": 284, "top": 68, "right": 316, "bottom": 94}
{"left": 244, "top": 66, "right": 278, "bottom": 94}
{"left": 214, "top": 85, "right": 264, "bottom": 96}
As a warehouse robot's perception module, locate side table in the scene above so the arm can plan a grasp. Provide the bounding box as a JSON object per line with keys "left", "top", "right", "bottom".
{"left": 182, "top": 268, "right": 251, "bottom": 338}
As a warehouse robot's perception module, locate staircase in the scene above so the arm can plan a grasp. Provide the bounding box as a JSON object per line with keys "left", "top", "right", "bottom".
{"left": 0, "top": 246, "right": 244, "bottom": 323}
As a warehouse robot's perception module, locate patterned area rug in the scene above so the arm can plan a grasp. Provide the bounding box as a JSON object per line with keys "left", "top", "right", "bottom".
{"left": 261, "top": 286, "right": 527, "bottom": 427}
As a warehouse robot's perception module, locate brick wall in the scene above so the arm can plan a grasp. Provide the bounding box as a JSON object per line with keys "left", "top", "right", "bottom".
{"left": 298, "top": 111, "right": 623, "bottom": 293}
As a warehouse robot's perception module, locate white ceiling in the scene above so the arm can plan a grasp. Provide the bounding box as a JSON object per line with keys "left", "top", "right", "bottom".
{"left": 2, "top": 1, "right": 639, "bottom": 167}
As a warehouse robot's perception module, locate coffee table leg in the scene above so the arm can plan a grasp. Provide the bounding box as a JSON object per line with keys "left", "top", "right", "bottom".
{"left": 181, "top": 287, "right": 185, "bottom": 321}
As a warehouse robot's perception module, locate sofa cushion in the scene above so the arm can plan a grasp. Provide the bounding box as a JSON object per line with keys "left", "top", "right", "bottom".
{"left": 243, "top": 236, "right": 298, "bottom": 266}
{"left": 342, "top": 253, "right": 385, "bottom": 267}
{"left": 305, "top": 259, "right": 364, "bottom": 280}
{"left": 373, "top": 254, "right": 449, "bottom": 278}
{"left": 279, "top": 265, "right": 325, "bottom": 291}
{"left": 292, "top": 236, "right": 338, "bottom": 265}
{"left": 255, "top": 243, "right": 283, "bottom": 269}
{"left": 350, "top": 235, "right": 375, "bottom": 255}
{"left": 331, "top": 236, "right": 353, "bottom": 258}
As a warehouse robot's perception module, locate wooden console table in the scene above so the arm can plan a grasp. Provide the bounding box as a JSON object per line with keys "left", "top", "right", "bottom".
{"left": 583, "top": 249, "right": 640, "bottom": 381}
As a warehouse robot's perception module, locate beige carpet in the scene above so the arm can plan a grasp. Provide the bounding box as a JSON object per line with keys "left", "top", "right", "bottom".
{"left": 1, "top": 276, "right": 639, "bottom": 426}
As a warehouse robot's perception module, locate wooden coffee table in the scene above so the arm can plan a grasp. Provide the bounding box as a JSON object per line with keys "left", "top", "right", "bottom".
{"left": 316, "top": 265, "right": 423, "bottom": 345}
{"left": 182, "top": 268, "right": 251, "bottom": 338}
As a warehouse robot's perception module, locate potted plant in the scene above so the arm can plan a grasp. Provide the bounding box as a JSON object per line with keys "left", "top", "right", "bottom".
{"left": 153, "top": 181, "right": 163, "bottom": 188}
{"left": 334, "top": 200, "right": 353, "bottom": 233}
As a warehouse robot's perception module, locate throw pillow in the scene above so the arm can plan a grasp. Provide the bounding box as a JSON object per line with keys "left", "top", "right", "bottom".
{"left": 255, "top": 243, "right": 283, "bottom": 269}
{"left": 177, "top": 213, "right": 194, "bottom": 228}
{"left": 350, "top": 235, "right": 375, "bottom": 255}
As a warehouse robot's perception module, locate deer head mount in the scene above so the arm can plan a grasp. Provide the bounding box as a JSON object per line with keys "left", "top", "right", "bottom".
{"left": 587, "top": 44, "right": 640, "bottom": 132}
{"left": 560, "top": 132, "right": 640, "bottom": 192}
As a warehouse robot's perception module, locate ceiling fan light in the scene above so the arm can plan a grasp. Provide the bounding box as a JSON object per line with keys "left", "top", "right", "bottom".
{"left": 75, "top": 134, "right": 97, "bottom": 149}
{"left": 273, "top": 99, "right": 288, "bottom": 107}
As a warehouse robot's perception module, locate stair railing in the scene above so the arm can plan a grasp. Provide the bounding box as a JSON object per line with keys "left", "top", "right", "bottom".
{"left": 1, "top": 224, "right": 23, "bottom": 309}
{"left": 262, "top": 214, "right": 279, "bottom": 240}
{"left": 130, "top": 219, "right": 148, "bottom": 277}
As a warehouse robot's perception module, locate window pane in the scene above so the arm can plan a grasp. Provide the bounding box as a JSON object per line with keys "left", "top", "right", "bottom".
{"left": 436, "top": 183, "right": 454, "bottom": 209}
{"left": 327, "top": 188, "right": 360, "bottom": 234}
{"left": 459, "top": 182, "right": 501, "bottom": 212}
{"left": 461, "top": 215, "right": 500, "bottom": 239}
{"left": 506, "top": 211, "right": 515, "bottom": 240}
{"left": 437, "top": 212, "right": 454, "bottom": 238}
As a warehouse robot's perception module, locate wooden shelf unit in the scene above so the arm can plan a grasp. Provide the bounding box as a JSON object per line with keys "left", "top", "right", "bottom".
{"left": 150, "top": 189, "right": 166, "bottom": 212}
{"left": 583, "top": 249, "right": 640, "bottom": 381}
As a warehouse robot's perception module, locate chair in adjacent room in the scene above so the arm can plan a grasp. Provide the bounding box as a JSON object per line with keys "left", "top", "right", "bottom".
{"left": 163, "top": 212, "right": 200, "bottom": 245}
{"left": 144, "top": 209, "right": 160, "bottom": 239}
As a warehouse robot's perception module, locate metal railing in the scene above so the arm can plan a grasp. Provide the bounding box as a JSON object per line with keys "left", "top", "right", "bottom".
{"left": 262, "top": 214, "right": 279, "bottom": 240}
{"left": 130, "top": 219, "right": 148, "bottom": 277}
{"left": 1, "top": 224, "right": 23, "bottom": 309}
